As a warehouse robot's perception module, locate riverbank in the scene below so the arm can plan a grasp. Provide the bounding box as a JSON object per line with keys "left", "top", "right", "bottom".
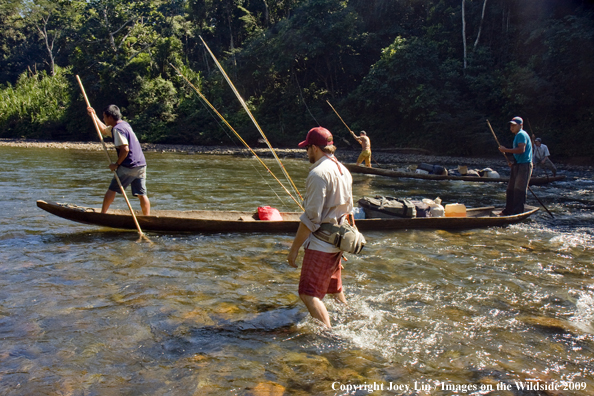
{"left": 1, "top": 138, "right": 590, "bottom": 171}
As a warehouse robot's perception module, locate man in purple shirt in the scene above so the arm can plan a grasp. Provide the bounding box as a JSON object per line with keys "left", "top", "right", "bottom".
{"left": 87, "top": 104, "right": 151, "bottom": 216}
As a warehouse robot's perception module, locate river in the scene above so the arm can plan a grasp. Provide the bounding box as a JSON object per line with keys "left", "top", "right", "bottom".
{"left": 1, "top": 146, "right": 593, "bottom": 395}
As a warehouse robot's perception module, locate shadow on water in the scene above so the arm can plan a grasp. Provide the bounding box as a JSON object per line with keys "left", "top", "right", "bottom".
{"left": 148, "top": 307, "right": 308, "bottom": 360}
{"left": 39, "top": 229, "right": 275, "bottom": 246}
{"left": 40, "top": 229, "right": 150, "bottom": 243}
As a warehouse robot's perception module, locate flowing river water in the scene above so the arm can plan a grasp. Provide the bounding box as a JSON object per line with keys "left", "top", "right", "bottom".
{"left": 1, "top": 146, "right": 593, "bottom": 395}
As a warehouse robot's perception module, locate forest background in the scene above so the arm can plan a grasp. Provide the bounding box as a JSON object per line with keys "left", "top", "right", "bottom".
{"left": 1, "top": 0, "right": 593, "bottom": 161}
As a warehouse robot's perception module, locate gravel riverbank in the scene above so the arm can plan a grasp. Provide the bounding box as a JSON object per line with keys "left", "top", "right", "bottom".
{"left": 1, "top": 138, "right": 589, "bottom": 172}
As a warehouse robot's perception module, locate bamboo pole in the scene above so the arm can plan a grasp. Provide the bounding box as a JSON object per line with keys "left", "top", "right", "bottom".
{"left": 199, "top": 36, "right": 303, "bottom": 201}
{"left": 170, "top": 64, "right": 304, "bottom": 211}
{"left": 76, "top": 75, "right": 151, "bottom": 239}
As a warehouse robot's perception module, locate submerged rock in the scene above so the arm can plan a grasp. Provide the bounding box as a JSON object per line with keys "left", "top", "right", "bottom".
{"left": 517, "top": 315, "right": 580, "bottom": 334}
{"left": 250, "top": 381, "right": 285, "bottom": 396}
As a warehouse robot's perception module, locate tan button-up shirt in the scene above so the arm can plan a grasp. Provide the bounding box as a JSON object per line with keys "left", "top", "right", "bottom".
{"left": 300, "top": 155, "right": 354, "bottom": 252}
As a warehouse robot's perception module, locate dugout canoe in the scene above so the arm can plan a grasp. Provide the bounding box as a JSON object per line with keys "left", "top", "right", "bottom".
{"left": 37, "top": 200, "right": 539, "bottom": 233}
{"left": 345, "top": 164, "right": 566, "bottom": 186}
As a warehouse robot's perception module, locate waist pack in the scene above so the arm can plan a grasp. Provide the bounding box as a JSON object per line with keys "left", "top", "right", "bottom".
{"left": 358, "top": 196, "right": 417, "bottom": 218}
{"left": 313, "top": 222, "right": 366, "bottom": 254}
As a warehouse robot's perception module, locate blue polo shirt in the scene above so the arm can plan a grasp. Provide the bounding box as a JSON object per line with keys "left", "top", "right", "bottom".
{"left": 513, "top": 129, "right": 532, "bottom": 164}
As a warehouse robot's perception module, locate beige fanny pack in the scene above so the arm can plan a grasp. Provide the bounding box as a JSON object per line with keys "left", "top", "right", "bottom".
{"left": 313, "top": 218, "right": 366, "bottom": 254}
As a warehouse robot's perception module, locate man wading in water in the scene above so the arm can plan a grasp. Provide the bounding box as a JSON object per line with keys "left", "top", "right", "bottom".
{"left": 287, "top": 127, "right": 353, "bottom": 328}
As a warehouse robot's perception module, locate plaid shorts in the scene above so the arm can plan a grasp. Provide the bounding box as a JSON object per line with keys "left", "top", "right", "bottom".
{"left": 298, "top": 249, "right": 343, "bottom": 299}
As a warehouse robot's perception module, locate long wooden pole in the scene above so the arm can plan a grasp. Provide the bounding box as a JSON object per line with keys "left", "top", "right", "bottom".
{"left": 326, "top": 100, "right": 352, "bottom": 133}
{"left": 199, "top": 36, "right": 303, "bottom": 201}
{"left": 486, "top": 120, "right": 554, "bottom": 218}
{"left": 169, "top": 64, "right": 304, "bottom": 211}
{"left": 76, "top": 75, "right": 150, "bottom": 239}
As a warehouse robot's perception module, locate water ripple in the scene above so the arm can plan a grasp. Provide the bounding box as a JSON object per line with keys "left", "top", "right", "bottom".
{"left": 1, "top": 147, "right": 593, "bottom": 394}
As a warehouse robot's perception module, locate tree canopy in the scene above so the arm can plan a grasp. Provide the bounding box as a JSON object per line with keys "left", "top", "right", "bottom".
{"left": 1, "top": 0, "right": 593, "bottom": 160}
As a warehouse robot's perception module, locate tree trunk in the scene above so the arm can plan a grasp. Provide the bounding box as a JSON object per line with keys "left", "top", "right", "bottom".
{"left": 36, "top": 15, "right": 56, "bottom": 76}
{"left": 474, "top": 0, "right": 488, "bottom": 49}
{"left": 462, "top": 0, "right": 467, "bottom": 70}
{"left": 104, "top": 7, "right": 117, "bottom": 52}
{"left": 104, "top": 6, "right": 135, "bottom": 55}
{"left": 262, "top": 0, "right": 269, "bottom": 28}
{"left": 227, "top": 13, "right": 237, "bottom": 68}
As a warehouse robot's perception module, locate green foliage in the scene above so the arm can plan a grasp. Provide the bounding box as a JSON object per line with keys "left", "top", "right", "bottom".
{"left": 128, "top": 75, "right": 179, "bottom": 142}
{"left": 0, "top": 66, "right": 72, "bottom": 139}
{"left": 0, "top": 0, "right": 592, "bottom": 161}
{"left": 348, "top": 36, "right": 467, "bottom": 152}
{"left": 0, "top": 0, "right": 29, "bottom": 84}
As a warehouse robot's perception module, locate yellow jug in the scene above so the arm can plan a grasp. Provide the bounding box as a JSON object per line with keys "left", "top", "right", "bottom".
{"left": 444, "top": 203, "right": 466, "bottom": 217}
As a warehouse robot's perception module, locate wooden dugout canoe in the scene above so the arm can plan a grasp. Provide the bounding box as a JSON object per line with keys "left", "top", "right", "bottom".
{"left": 37, "top": 200, "right": 539, "bottom": 233}
{"left": 345, "top": 164, "right": 566, "bottom": 186}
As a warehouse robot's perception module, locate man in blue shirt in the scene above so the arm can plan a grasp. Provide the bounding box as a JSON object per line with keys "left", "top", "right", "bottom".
{"left": 498, "top": 116, "right": 533, "bottom": 215}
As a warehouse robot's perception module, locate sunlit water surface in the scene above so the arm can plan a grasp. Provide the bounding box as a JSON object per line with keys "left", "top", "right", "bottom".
{"left": 1, "top": 147, "right": 593, "bottom": 395}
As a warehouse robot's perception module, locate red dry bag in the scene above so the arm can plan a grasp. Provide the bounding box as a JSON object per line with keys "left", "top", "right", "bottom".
{"left": 257, "top": 206, "right": 283, "bottom": 221}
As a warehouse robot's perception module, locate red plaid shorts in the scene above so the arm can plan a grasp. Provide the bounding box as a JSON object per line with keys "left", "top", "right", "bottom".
{"left": 298, "top": 248, "right": 343, "bottom": 299}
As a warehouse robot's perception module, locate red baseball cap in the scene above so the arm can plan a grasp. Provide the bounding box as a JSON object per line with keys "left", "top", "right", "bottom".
{"left": 298, "top": 127, "right": 334, "bottom": 148}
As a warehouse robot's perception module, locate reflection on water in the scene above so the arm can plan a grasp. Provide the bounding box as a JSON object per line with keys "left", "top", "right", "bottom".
{"left": 0, "top": 146, "right": 593, "bottom": 395}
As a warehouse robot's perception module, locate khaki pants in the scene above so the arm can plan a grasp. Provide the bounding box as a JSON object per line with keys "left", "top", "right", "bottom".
{"left": 356, "top": 150, "right": 372, "bottom": 167}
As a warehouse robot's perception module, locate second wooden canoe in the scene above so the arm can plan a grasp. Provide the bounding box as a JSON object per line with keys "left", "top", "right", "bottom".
{"left": 345, "top": 164, "right": 565, "bottom": 186}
